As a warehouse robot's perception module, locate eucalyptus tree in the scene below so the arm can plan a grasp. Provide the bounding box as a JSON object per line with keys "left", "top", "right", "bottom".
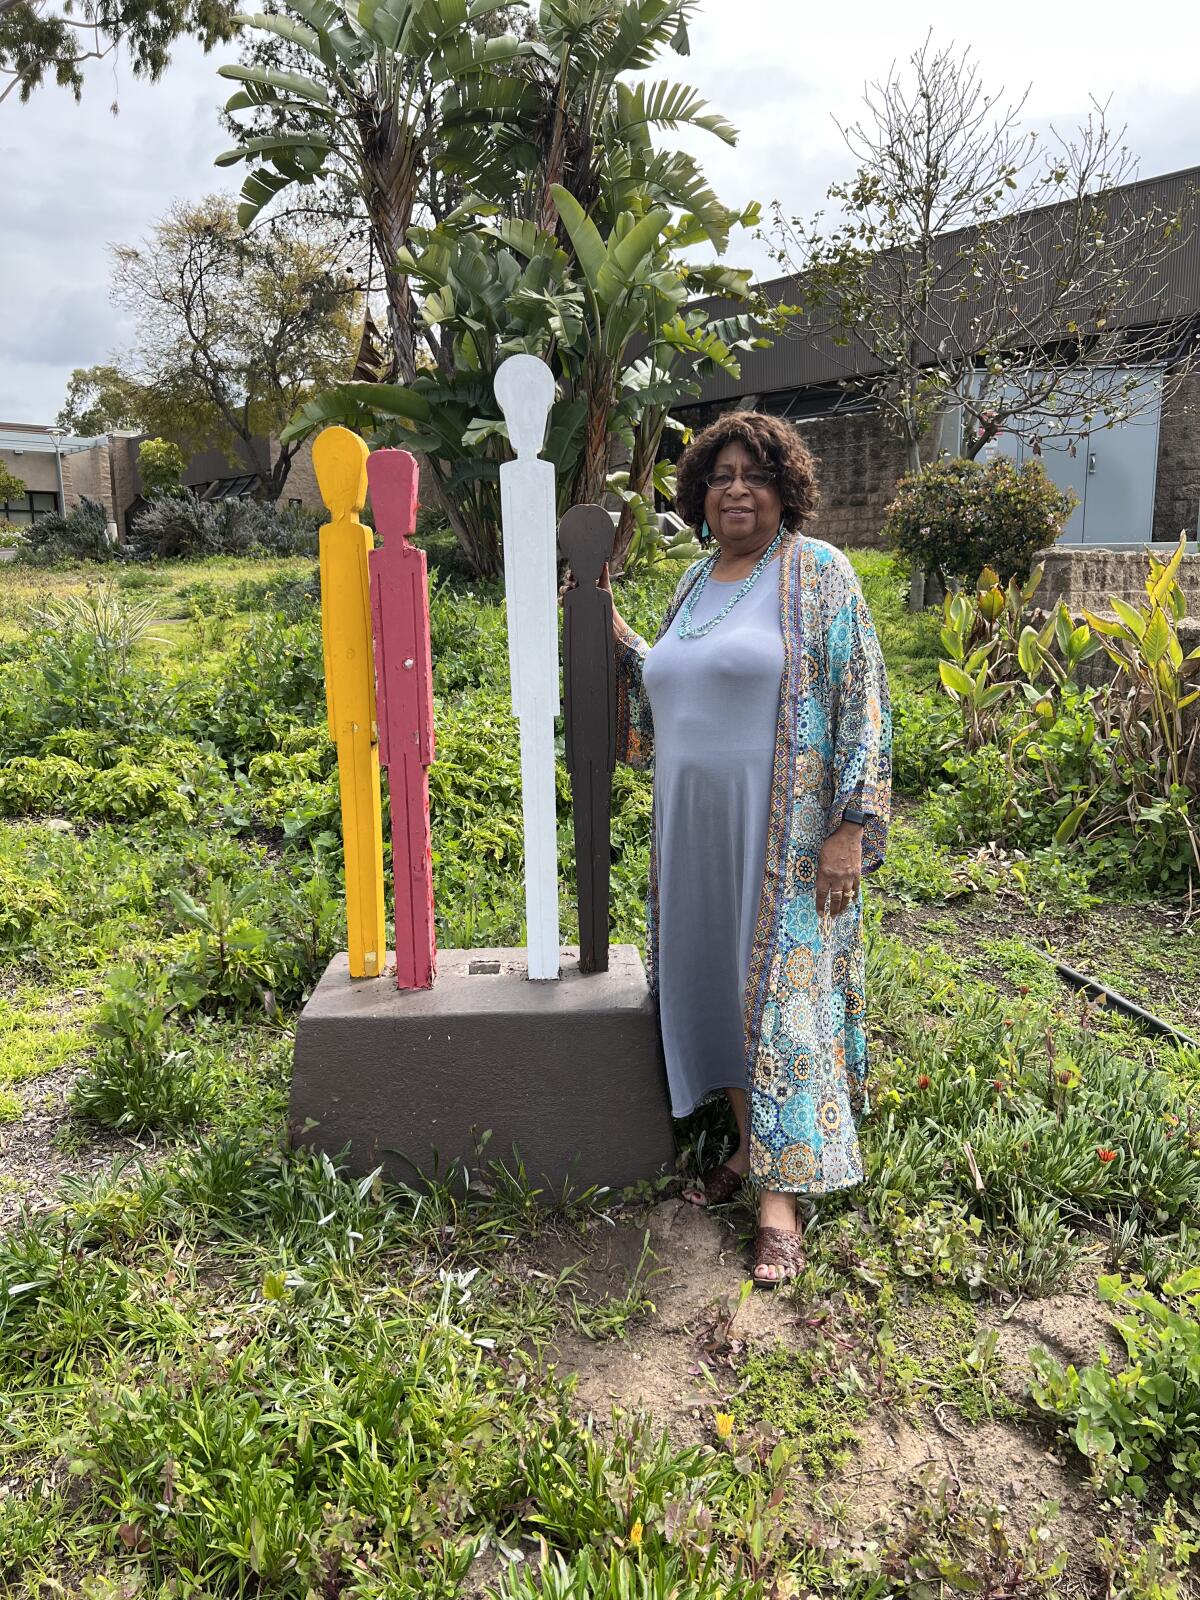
{"left": 0, "top": 0, "right": 233, "bottom": 104}
{"left": 216, "top": 0, "right": 537, "bottom": 384}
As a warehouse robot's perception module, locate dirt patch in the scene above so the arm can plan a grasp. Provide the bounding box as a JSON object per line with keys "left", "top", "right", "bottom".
{"left": 986, "top": 1291, "right": 1123, "bottom": 1410}
{"left": 537, "top": 1198, "right": 1116, "bottom": 1594}
{"left": 0, "top": 1064, "right": 166, "bottom": 1234}
{"left": 880, "top": 895, "right": 1200, "bottom": 1037}
{"left": 835, "top": 1411, "right": 1104, "bottom": 1593}
{"left": 542, "top": 1199, "right": 820, "bottom": 1445}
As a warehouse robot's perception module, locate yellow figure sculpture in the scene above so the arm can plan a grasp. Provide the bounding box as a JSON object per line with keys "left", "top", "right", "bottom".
{"left": 314, "top": 426, "right": 386, "bottom": 978}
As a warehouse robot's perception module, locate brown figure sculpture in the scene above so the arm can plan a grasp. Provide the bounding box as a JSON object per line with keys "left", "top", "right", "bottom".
{"left": 559, "top": 504, "right": 617, "bottom": 974}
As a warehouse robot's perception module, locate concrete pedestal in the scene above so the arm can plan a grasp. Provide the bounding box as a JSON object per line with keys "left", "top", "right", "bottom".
{"left": 290, "top": 944, "right": 676, "bottom": 1197}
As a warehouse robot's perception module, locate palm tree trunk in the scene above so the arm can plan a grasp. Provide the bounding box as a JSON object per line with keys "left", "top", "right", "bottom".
{"left": 574, "top": 355, "right": 616, "bottom": 506}
{"left": 612, "top": 410, "right": 665, "bottom": 572}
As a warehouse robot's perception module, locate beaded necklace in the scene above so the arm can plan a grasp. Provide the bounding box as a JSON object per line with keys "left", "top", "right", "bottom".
{"left": 675, "top": 526, "right": 785, "bottom": 641}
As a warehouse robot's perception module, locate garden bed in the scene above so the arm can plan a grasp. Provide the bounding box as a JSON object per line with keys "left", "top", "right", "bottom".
{"left": 0, "top": 552, "right": 1197, "bottom": 1598}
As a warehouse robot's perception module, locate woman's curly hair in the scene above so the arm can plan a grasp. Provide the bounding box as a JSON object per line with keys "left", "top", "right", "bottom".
{"left": 675, "top": 410, "right": 820, "bottom": 536}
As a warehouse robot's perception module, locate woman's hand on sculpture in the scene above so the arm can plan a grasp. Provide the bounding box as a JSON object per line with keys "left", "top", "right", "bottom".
{"left": 560, "top": 561, "right": 610, "bottom": 596}
{"left": 561, "top": 562, "right": 622, "bottom": 633}
{"left": 816, "top": 822, "right": 863, "bottom": 923}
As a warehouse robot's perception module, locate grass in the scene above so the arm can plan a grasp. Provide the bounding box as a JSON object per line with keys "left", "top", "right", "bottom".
{"left": 0, "top": 983, "right": 94, "bottom": 1089}
{"left": 0, "top": 546, "right": 1198, "bottom": 1596}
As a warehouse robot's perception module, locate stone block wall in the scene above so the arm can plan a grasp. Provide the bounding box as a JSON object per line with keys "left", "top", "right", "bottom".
{"left": 1033, "top": 544, "right": 1200, "bottom": 614}
{"left": 61, "top": 441, "right": 115, "bottom": 523}
{"left": 1153, "top": 370, "right": 1200, "bottom": 543}
{"left": 792, "top": 410, "right": 909, "bottom": 549}
{"left": 106, "top": 433, "right": 140, "bottom": 537}
{"left": 273, "top": 434, "right": 323, "bottom": 510}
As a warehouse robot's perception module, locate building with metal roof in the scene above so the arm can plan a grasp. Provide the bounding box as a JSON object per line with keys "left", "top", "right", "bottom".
{"left": 679, "top": 165, "right": 1200, "bottom": 548}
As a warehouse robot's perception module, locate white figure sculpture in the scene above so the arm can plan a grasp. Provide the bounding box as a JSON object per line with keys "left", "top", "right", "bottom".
{"left": 495, "top": 354, "right": 561, "bottom": 981}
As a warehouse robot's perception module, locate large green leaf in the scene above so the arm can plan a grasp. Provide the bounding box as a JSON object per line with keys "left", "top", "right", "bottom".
{"left": 215, "top": 133, "right": 331, "bottom": 167}
{"left": 234, "top": 11, "right": 325, "bottom": 61}
{"left": 223, "top": 89, "right": 337, "bottom": 120}
{"left": 938, "top": 660, "right": 974, "bottom": 699}
{"left": 428, "top": 32, "right": 524, "bottom": 82}
{"left": 620, "top": 78, "right": 737, "bottom": 144}
{"left": 238, "top": 167, "right": 301, "bottom": 229}
{"left": 549, "top": 184, "right": 607, "bottom": 297}
{"left": 1142, "top": 607, "right": 1171, "bottom": 666}
{"left": 217, "top": 62, "right": 331, "bottom": 103}
{"left": 281, "top": 383, "right": 432, "bottom": 444}
{"left": 284, "top": 0, "right": 363, "bottom": 66}
{"left": 606, "top": 206, "right": 670, "bottom": 285}
{"left": 1110, "top": 598, "right": 1147, "bottom": 639}
{"left": 1017, "top": 625, "right": 1042, "bottom": 677}
{"left": 1055, "top": 800, "right": 1091, "bottom": 846}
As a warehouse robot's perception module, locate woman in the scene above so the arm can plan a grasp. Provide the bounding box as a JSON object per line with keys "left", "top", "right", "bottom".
{"left": 611, "top": 411, "right": 891, "bottom": 1286}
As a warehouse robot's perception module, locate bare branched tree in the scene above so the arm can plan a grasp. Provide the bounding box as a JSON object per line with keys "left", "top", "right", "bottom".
{"left": 765, "top": 36, "right": 1199, "bottom": 473}
{"left": 109, "top": 196, "right": 361, "bottom": 498}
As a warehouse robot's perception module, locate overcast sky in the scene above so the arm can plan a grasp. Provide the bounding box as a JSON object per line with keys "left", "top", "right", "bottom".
{"left": 3, "top": 0, "right": 1198, "bottom": 425}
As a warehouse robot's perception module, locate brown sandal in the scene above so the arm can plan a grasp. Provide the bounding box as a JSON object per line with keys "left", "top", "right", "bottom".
{"left": 683, "top": 1162, "right": 745, "bottom": 1208}
{"left": 753, "top": 1226, "right": 806, "bottom": 1288}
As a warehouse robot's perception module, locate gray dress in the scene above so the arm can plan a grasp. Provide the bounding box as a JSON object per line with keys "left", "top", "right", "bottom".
{"left": 642, "top": 560, "right": 784, "bottom": 1117}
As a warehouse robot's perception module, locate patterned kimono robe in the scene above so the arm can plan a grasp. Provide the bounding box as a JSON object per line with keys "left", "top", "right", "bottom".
{"left": 614, "top": 531, "right": 892, "bottom": 1194}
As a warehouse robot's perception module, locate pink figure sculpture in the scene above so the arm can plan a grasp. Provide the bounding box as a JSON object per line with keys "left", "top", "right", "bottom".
{"left": 367, "top": 448, "right": 437, "bottom": 991}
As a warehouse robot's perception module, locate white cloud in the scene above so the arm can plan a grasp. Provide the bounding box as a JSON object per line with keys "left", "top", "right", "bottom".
{"left": 2, "top": 0, "right": 1197, "bottom": 421}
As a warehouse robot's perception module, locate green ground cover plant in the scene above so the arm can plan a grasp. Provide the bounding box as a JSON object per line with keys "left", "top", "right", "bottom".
{"left": 1, "top": 546, "right": 1198, "bottom": 1595}
{"left": 1031, "top": 1268, "right": 1200, "bottom": 1507}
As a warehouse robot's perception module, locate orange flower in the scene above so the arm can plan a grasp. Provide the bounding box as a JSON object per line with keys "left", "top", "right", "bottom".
{"left": 1097, "top": 1148, "right": 1117, "bottom": 1163}
{"left": 917, "top": 1074, "right": 931, "bottom": 1090}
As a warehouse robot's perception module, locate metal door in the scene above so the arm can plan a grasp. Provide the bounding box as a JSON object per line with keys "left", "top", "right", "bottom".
{"left": 973, "top": 368, "right": 1162, "bottom": 544}
{"left": 1074, "top": 373, "right": 1162, "bottom": 544}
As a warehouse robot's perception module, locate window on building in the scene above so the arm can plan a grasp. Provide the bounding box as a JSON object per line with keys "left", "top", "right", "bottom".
{"left": 195, "top": 474, "right": 261, "bottom": 501}
{"left": 0, "top": 490, "right": 59, "bottom": 527}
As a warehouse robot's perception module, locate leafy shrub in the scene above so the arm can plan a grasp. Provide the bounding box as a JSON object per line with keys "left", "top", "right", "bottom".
{"left": 232, "top": 569, "right": 320, "bottom": 617}
{"left": 0, "top": 740, "right": 230, "bottom": 824}
{"left": 203, "top": 611, "right": 325, "bottom": 754}
{"left": 0, "top": 862, "right": 65, "bottom": 951}
{"left": 126, "top": 492, "right": 319, "bottom": 561}
{"left": 931, "top": 542, "right": 1200, "bottom": 887}
{"left": 137, "top": 437, "right": 186, "bottom": 495}
{"left": 883, "top": 456, "right": 1076, "bottom": 585}
{"left": 72, "top": 961, "right": 208, "bottom": 1132}
{"left": 1030, "top": 1268, "right": 1200, "bottom": 1506}
{"left": 20, "top": 496, "right": 115, "bottom": 563}
{"left": 890, "top": 685, "right": 954, "bottom": 794}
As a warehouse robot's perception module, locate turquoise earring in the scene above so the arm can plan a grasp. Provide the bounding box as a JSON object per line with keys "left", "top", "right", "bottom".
{"left": 699, "top": 519, "right": 712, "bottom": 545}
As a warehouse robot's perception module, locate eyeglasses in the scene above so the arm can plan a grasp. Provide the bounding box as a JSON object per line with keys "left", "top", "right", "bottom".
{"left": 705, "top": 468, "right": 775, "bottom": 490}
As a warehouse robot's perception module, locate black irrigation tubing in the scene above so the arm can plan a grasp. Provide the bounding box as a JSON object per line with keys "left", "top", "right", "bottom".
{"left": 1054, "top": 962, "right": 1200, "bottom": 1051}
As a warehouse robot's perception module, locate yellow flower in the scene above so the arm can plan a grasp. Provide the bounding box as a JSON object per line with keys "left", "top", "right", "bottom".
{"left": 629, "top": 1519, "right": 643, "bottom": 1547}
{"left": 714, "top": 1411, "right": 734, "bottom": 1439}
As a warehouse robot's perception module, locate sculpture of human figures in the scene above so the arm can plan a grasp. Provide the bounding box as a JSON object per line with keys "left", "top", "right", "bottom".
{"left": 494, "top": 354, "right": 560, "bottom": 981}
{"left": 559, "top": 505, "right": 616, "bottom": 975}
{"left": 313, "top": 426, "right": 386, "bottom": 979}
{"left": 368, "top": 448, "right": 437, "bottom": 992}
